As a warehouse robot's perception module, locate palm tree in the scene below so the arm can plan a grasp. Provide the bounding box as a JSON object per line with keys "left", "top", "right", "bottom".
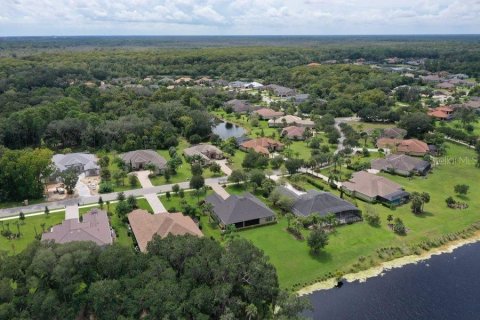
{"left": 421, "top": 192, "right": 430, "bottom": 212}
{"left": 245, "top": 304, "right": 258, "bottom": 320}
{"left": 201, "top": 202, "right": 215, "bottom": 223}
{"left": 360, "top": 131, "right": 369, "bottom": 147}
{"left": 286, "top": 212, "right": 294, "bottom": 228}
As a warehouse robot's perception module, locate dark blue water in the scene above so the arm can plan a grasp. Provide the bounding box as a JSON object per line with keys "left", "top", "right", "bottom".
{"left": 307, "top": 242, "right": 480, "bottom": 320}
{"left": 212, "top": 121, "right": 246, "bottom": 140}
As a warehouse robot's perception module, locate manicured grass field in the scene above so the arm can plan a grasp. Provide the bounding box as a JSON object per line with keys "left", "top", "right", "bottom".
{"left": 0, "top": 211, "right": 65, "bottom": 255}
{"left": 234, "top": 143, "right": 480, "bottom": 289}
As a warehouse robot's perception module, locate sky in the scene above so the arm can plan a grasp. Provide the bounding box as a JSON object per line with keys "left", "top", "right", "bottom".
{"left": 1, "top": 0, "right": 479, "bottom": 36}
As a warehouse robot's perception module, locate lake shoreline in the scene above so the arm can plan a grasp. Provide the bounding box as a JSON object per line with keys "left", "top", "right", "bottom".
{"left": 297, "top": 230, "right": 480, "bottom": 296}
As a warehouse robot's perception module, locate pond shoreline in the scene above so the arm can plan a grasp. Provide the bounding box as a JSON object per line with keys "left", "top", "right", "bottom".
{"left": 297, "top": 230, "right": 480, "bottom": 296}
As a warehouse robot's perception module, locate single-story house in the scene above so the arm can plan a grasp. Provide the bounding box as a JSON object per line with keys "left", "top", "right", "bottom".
{"left": 428, "top": 106, "right": 454, "bottom": 120}
{"left": 183, "top": 144, "right": 224, "bottom": 164}
{"left": 244, "top": 81, "right": 264, "bottom": 89}
{"left": 128, "top": 209, "right": 203, "bottom": 252}
{"left": 52, "top": 153, "right": 100, "bottom": 177}
{"left": 342, "top": 171, "right": 410, "bottom": 206}
{"left": 263, "top": 84, "right": 296, "bottom": 97}
{"left": 376, "top": 138, "right": 430, "bottom": 156}
{"left": 205, "top": 192, "right": 276, "bottom": 229}
{"left": 371, "top": 154, "right": 431, "bottom": 176}
{"left": 224, "top": 99, "right": 256, "bottom": 113}
{"left": 42, "top": 209, "right": 114, "bottom": 246}
{"left": 239, "top": 137, "right": 284, "bottom": 155}
{"left": 120, "top": 150, "right": 168, "bottom": 172}
{"left": 290, "top": 93, "right": 310, "bottom": 104}
{"left": 228, "top": 81, "right": 247, "bottom": 89}
{"left": 252, "top": 108, "right": 284, "bottom": 120}
{"left": 420, "top": 74, "right": 444, "bottom": 83}
{"left": 277, "top": 187, "right": 362, "bottom": 224}
{"left": 268, "top": 115, "right": 315, "bottom": 128}
{"left": 381, "top": 127, "right": 407, "bottom": 139}
{"left": 281, "top": 126, "right": 307, "bottom": 140}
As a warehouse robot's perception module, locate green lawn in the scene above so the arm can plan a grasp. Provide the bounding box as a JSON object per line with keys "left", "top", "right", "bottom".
{"left": 150, "top": 139, "right": 217, "bottom": 186}
{"left": 96, "top": 152, "right": 141, "bottom": 192}
{"left": 0, "top": 198, "right": 153, "bottom": 255}
{"left": 0, "top": 211, "right": 65, "bottom": 255}
{"left": 159, "top": 190, "right": 222, "bottom": 241}
{"left": 80, "top": 198, "right": 152, "bottom": 248}
{"left": 231, "top": 142, "right": 480, "bottom": 289}
{"left": 436, "top": 119, "right": 480, "bottom": 136}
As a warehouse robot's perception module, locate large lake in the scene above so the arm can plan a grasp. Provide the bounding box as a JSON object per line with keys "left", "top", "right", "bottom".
{"left": 306, "top": 241, "right": 480, "bottom": 319}
{"left": 212, "top": 121, "right": 247, "bottom": 140}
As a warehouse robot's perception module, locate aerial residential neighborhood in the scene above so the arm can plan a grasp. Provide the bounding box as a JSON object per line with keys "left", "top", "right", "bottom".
{"left": 0, "top": 7, "right": 480, "bottom": 318}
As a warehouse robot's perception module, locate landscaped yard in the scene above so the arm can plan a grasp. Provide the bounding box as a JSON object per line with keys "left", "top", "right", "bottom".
{"left": 229, "top": 142, "right": 480, "bottom": 289}
{"left": 0, "top": 211, "right": 65, "bottom": 255}
{"left": 0, "top": 197, "right": 153, "bottom": 255}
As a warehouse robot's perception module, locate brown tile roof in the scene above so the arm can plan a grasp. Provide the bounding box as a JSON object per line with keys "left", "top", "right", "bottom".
{"left": 41, "top": 209, "right": 114, "bottom": 246}
{"left": 342, "top": 171, "right": 405, "bottom": 198}
{"left": 240, "top": 138, "right": 284, "bottom": 155}
{"left": 128, "top": 209, "right": 203, "bottom": 252}
{"left": 428, "top": 109, "right": 450, "bottom": 120}
{"left": 376, "top": 138, "right": 429, "bottom": 155}
{"left": 281, "top": 126, "right": 306, "bottom": 138}
{"left": 253, "top": 108, "right": 284, "bottom": 118}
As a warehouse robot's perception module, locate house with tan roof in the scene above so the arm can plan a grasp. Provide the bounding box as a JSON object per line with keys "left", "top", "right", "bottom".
{"left": 268, "top": 115, "right": 315, "bottom": 128}
{"left": 281, "top": 126, "right": 307, "bottom": 140}
{"left": 183, "top": 144, "right": 224, "bottom": 164}
{"left": 239, "top": 138, "right": 284, "bottom": 155}
{"left": 41, "top": 209, "right": 115, "bottom": 246}
{"left": 252, "top": 108, "right": 284, "bottom": 119}
{"left": 224, "top": 99, "right": 257, "bottom": 113}
{"left": 376, "top": 138, "right": 430, "bottom": 156}
{"left": 342, "top": 171, "right": 410, "bottom": 206}
{"left": 128, "top": 209, "right": 203, "bottom": 252}
{"left": 381, "top": 127, "right": 407, "bottom": 139}
{"left": 120, "top": 150, "right": 168, "bottom": 173}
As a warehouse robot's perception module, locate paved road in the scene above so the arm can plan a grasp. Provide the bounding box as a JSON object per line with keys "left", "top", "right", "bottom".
{"left": 0, "top": 177, "right": 227, "bottom": 219}
{"left": 334, "top": 116, "right": 360, "bottom": 155}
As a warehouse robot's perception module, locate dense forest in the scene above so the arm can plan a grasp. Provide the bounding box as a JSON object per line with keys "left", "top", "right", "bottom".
{"left": 0, "top": 236, "right": 309, "bottom": 319}
{"left": 2, "top": 37, "right": 479, "bottom": 152}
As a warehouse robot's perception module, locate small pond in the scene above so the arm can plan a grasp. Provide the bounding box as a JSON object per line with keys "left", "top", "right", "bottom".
{"left": 212, "top": 121, "right": 247, "bottom": 140}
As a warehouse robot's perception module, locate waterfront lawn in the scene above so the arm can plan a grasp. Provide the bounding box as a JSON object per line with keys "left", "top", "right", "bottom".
{"left": 234, "top": 143, "right": 480, "bottom": 289}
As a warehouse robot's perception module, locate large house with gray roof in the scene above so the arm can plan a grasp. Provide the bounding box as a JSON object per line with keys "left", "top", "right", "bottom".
{"left": 52, "top": 153, "right": 100, "bottom": 178}
{"left": 371, "top": 154, "right": 431, "bottom": 176}
{"left": 183, "top": 144, "right": 224, "bottom": 164}
{"left": 205, "top": 192, "right": 276, "bottom": 229}
{"left": 277, "top": 187, "right": 362, "bottom": 224}
{"left": 41, "top": 209, "right": 114, "bottom": 246}
{"left": 120, "top": 149, "right": 167, "bottom": 173}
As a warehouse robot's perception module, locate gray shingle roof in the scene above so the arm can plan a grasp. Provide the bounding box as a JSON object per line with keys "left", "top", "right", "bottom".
{"left": 206, "top": 192, "right": 275, "bottom": 225}
{"left": 371, "top": 154, "right": 430, "bottom": 173}
{"left": 52, "top": 153, "right": 99, "bottom": 172}
{"left": 120, "top": 150, "right": 167, "bottom": 170}
{"left": 276, "top": 187, "right": 360, "bottom": 217}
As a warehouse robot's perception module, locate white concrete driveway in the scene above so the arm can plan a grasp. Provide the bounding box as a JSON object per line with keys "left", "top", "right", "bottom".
{"left": 134, "top": 170, "right": 154, "bottom": 188}
{"left": 144, "top": 193, "right": 168, "bottom": 214}
{"left": 215, "top": 159, "right": 232, "bottom": 176}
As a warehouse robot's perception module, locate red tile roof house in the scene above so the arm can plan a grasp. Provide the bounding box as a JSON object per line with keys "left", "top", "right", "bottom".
{"left": 376, "top": 138, "right": 430, "bottom": 157}
{"left": 240, "top": 138, "right": 284, "bottom": 156}
{"left": 427, "top": 106, "right": 454, "bottom": 121}
{"left": 252, "top": 108, "right": 284, "bottom": 120}
{"left": 281, "top": 126, "right": 307, "bottom": 140}
{"left": 41, "top": 209, "right": 115, "bottom": 246}
{"left": 341, "top": 171, "right": 410, "bottom": 206}
{"left": 128, "top": 209, "right": 203, "bottom": 252}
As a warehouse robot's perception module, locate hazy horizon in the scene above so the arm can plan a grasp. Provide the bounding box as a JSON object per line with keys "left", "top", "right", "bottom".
{"left": 2, "top": 0, "right": 479, "bottom": 37}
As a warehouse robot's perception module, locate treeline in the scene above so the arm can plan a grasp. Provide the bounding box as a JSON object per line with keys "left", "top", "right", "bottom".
{"left": 0, "top": 86, "right": 225, "bottom": 150}
{"left": 0, "top": 236, "right": 309, "bottom": 319}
